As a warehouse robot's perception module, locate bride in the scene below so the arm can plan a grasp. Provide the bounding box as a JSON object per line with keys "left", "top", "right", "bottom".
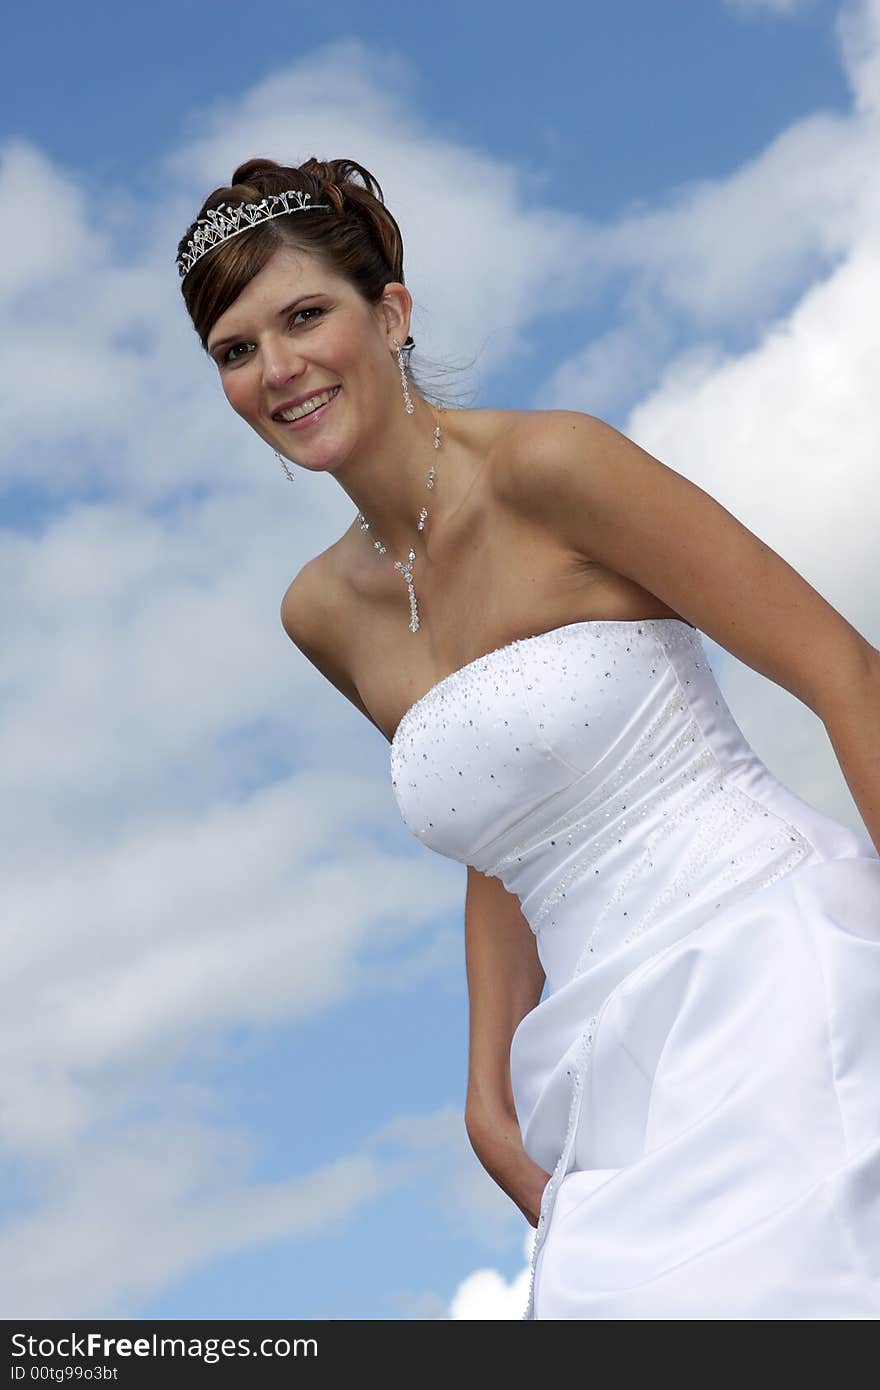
{"left": 177, "top": 156, "right": 880, "bottom": 1318}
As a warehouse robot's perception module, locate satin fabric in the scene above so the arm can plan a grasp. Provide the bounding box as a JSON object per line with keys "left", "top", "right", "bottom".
{"left": 389, "top": 618, "right": 880, "bottom": 1318}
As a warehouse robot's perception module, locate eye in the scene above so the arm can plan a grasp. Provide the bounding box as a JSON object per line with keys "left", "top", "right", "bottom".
{"left": 291, "top": 306, "right": 324, "bottom": 327}
{"left": 222, "top": 342, "right": 249, "bottom": 364}
{"left": 220, "top": 306, "right": 324, "bottom": 365}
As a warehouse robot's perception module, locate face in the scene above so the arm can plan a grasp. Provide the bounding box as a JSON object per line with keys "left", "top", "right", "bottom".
{"left": 206, "top": 243, "right": 410, "bottom": 473}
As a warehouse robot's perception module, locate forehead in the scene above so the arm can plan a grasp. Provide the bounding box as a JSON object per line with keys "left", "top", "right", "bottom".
{"left": 210, "top": 243, "right": 349, "bottom": 335}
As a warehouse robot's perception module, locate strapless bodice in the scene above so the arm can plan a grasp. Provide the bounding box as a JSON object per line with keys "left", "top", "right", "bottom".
{"left": 390, "top": 618, "right": 865, "bottom": 990}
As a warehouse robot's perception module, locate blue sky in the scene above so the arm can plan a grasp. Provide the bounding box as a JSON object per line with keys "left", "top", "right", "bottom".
{"left": 1, "top": 0, "right": 878, "bottom": 1319}
{"left": 2, "top": 0, "right": 848, "bottom": 206}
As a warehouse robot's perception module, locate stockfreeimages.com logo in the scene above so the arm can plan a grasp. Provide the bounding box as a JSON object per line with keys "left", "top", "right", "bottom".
{"left": 10, "top": 1332, "right": 317, "bottom": 1365}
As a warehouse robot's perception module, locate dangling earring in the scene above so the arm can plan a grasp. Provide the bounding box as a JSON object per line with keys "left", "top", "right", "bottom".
{"left": 393, "top": 333, "right": 440, "bottom": 487}
{"left": 393, "top": 336, "right": 416, "bottom": 415}
{"left": 275, "top": 450, "right": 295, "bottom": 481}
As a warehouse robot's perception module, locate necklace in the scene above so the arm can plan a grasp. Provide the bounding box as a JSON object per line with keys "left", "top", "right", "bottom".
{"left": 355, "top": 405, "right": 446, "bottom": 632}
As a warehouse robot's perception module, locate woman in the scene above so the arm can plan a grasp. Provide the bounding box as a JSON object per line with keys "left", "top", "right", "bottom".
{"left": 177, "top": 156, "right": 880, "bottom": 1319}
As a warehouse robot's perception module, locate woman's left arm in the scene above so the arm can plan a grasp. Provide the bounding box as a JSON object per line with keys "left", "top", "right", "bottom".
{"left": 500, "top": 410, "right": 880, "bottom": 853}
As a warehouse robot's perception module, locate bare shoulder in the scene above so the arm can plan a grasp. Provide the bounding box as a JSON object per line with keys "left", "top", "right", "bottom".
{"left": 491, "top": 409, "right": 647, "bottom": 566}
{"left": 280, "top": 550, "right": 384, "bottom": 737}
{"left": 492, "top": 408, "right": 601, "bottom": 508}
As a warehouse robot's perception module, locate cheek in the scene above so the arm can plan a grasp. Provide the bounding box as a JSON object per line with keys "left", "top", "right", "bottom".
{"left": 224, "top": 376, "right": 257, "bottom": 419}
{"left": 323, "top": 327, "right": 362, "bottom": 374}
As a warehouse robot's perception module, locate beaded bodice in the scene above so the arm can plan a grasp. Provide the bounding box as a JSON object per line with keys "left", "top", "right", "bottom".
{"left": 389, "top": 617, "right": 855, "bottom": 992}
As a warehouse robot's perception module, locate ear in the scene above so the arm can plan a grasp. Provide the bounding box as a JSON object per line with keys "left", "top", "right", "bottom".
{"left": 379, "top": 281, "right": 413, "bottom": 347}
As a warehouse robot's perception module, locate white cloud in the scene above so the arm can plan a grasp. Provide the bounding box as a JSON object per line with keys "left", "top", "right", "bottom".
{"left": 0, "top": 1115, "right": 406, "bottom": 1318}
{"left": 448, "top": 1228, "right": 534, "bottom": 1319}
{"left": 0, "top": 139, "right": 112, "bottom": 301}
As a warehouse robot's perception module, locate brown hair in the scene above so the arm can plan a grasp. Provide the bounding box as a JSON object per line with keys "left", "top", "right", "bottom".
{"left": 177, "top": 155, "right": 473, "bottom": 406}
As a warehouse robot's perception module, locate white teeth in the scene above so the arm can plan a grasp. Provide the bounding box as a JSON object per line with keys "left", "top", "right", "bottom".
{"left": 278, "top": 386, "right": 339, "bottom": 421}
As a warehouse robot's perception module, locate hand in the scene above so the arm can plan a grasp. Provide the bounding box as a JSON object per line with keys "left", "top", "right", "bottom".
{"left": 510, "top": 1161, "right": 552, "bottom": 1229}
{"left": 465, "top": 1104, "right": 553, "bottom": 1228}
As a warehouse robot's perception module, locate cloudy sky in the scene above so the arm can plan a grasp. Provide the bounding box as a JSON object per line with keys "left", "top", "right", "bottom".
{"left": 1, "top": 0, "right": 878, "bottom": 1319}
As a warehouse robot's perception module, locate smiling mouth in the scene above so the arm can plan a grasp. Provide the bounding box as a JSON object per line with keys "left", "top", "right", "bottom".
{"left": 273, "top": 385, "right": 341, "bottom": 423}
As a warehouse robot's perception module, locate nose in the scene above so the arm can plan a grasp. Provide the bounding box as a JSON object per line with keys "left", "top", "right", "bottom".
{"left": 261, "top": 342, "right": 306, "bottom": 389}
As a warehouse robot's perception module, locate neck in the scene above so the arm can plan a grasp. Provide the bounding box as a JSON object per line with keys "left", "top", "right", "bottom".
{"left": 334, "top": 392, "right": 453, "bottom": 559}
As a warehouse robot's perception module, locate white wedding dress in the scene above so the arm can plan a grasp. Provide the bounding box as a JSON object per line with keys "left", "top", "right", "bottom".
{"left": 389, "top": 618, "right": 880, "bottom": 1319}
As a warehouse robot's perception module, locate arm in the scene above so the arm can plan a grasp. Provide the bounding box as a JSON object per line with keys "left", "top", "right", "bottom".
{"left": 464, "top": 863, "right": 551, "bottom": 1226}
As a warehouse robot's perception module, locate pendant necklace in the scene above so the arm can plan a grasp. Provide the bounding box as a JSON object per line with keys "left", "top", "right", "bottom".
{"left": 355, "top": 405, "right": 445, "bottom": 633}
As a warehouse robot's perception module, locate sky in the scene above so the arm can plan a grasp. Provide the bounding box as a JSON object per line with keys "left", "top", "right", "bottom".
{"left": 1, "top": 0, "right": 878, "bottom": 1320}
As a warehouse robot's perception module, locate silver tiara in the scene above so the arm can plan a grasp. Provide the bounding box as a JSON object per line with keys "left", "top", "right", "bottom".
{"left": 177, "top": 188, "right": 332, "bottom": 279}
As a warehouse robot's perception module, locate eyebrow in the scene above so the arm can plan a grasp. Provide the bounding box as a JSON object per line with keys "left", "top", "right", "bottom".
{"left": 208, "top": 293, "right": 323, "bottom": 356}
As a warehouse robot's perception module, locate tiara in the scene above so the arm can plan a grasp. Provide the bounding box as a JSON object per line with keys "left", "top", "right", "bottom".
{"left": 177, "top": 188, "right": 332, "bottom": 279}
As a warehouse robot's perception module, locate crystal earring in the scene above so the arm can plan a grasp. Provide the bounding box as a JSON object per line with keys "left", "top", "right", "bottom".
{"left": 393, "top": 336, "right": 415, "bottom": 415}
{"left": 275, "top": 450, "right": 295, "bottom": 481}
